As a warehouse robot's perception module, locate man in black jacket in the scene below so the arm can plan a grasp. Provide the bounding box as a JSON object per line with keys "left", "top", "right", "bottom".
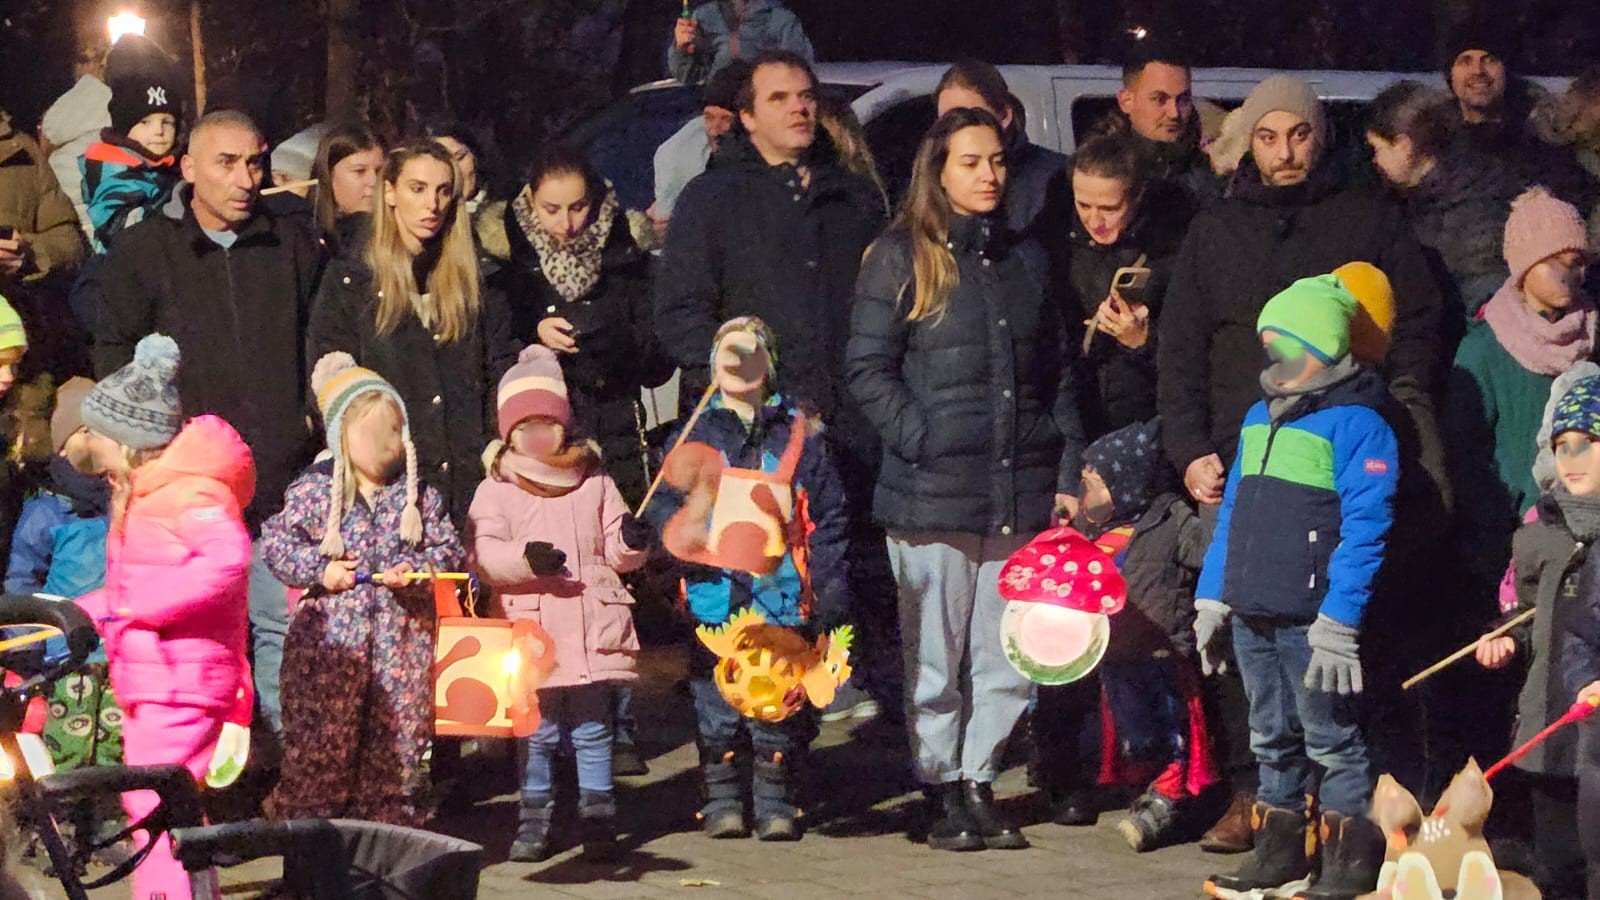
{"left": 1094, "top": 41, "right": 1218, "bottom": 211}
{"left": 94, "top": 109, "right": 321, "bottom": 742}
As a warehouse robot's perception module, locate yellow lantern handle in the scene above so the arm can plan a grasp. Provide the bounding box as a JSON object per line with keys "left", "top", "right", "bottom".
{"left": 0, "top": 625, "right": 63, "bottom": 655}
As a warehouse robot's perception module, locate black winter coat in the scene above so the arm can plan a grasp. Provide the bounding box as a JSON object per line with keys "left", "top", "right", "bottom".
{"left": 307, "top": 246, "right": 520, "bottom": 530}
{"left": 94, "top": 187, "right": 322, "bottom": 528}
{"left": 1397, "top": 149, "right": 1517, "bottom": 319}
{"left": 654, "top": 129, "right": 886, "bottom": 436}
{"left": 846, "top": 216, "right": 1086, "bottom": 536}
{"left": 1100, "top": 493, "right": 1208, "bottom": 662}
{"left": 1062, "top": 199, "right": 1186, "bottom": 439}
{"left": 1004, "top": 130, "right": 1070, "bottom": 241}
{"left": 1453, "top": 78, "right": 1596, "bottom": 215}
{"left": 1155, "top": 159, "right": 1445, "bottom": 474}
{"left": 494, "top": 212, "right": 674, "bottom": 505}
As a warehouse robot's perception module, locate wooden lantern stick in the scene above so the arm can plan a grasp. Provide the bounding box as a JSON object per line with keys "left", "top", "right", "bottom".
{"left": 634, "top": 381, "right": 717, "bottom": 518}
{"left": 1402, "top": 607, "right": 1536, "bottom": 691}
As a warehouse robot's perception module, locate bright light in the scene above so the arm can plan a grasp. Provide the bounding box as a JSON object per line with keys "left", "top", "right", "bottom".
{"left": 1128, "top": 25, "right": 1149, "bottom": 40}
{"left": 108, "top": 12, "right": 147, "bottom": 45}
{"left": 500, "top": 649, "right": 522, "bottom": 676}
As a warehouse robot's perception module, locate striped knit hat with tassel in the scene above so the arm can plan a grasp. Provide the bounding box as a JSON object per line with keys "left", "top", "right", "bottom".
{"left": 311, "top": 351, "right": 421, "bottom": 557}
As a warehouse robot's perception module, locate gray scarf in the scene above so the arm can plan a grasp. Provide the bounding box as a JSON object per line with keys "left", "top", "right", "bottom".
{"left": 1555, "top": 490, "right": 1600, "bottom": 544}
{"left": 1260, "top": 356, "right": 1360, "bottom": 420}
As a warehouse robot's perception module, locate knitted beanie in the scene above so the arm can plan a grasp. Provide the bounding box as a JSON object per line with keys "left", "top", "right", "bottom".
{"left": 0, "top": 294, "right": 25, "bottom": 354}
{"left": 50, "top": 377, "right": 95, "bottom": 453}
{"left": 1257, "top": 274, "right": 1359, "bottom": 365}
{"left": 495, "top": 345, "right": 571, "bottom": 441}
{"left": 82, "top": 334, "right": 182, "bottom": 450}
{"left": 311, "top": 352, "right": 421, "bottom": 556}
{"left": 709, "top": 315, "right": 779, "bottom": 389}
{"left": 1237, "top": 75, "right": 1326, "bottom": 145}
{"left": 107, "top": 68, "right": 178, "bottom": 137}
{"left": 1332, "top": 262, "right": 1395, "bottom": 366}
{"left": 1551, "top": 373, "right": 1600, "bottom": 442}
{"left": 1440, "top": 15, "right": 1518, "bottom": 80}
{"left": 1503, "top": 186, "right": 1588, "bottom": 288}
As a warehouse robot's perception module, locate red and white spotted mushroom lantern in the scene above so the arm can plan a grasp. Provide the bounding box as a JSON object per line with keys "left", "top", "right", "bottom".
{"left": 996, "top": 527, "right": 1127, "bottom": 685}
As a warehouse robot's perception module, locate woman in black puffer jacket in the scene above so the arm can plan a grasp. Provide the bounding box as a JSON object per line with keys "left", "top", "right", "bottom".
{"left": 846, "top": 107, "right": 1086, "bottom": 853}
{"left": 494, "top": 145, "right": 674, "bottom": 506}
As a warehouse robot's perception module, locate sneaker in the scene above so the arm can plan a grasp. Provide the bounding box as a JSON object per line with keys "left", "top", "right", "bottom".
{"left": 820, "top": 684, "right": 881, "bottom": 722}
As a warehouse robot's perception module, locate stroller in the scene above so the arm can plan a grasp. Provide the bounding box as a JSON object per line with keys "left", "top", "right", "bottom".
{"left": 0, "top": 593, "right": 484, "bottom": 899}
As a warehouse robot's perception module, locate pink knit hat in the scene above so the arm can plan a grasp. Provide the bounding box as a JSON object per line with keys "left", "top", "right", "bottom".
{"left": 495, "top": 345, "right": 571, "bottom": 440}
{"left": 1504, "top": 186, "right": 1589, "bottom": 288}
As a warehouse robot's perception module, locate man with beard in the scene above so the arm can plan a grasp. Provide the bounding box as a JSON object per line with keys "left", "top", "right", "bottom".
{"left": 1156, "top": 74, "right": 1446, "bottom": 857}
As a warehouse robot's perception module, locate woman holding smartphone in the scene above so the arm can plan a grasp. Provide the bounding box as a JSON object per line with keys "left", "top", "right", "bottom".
{"left": 1065, "top": 134, "right": 1188, "bottom": 439}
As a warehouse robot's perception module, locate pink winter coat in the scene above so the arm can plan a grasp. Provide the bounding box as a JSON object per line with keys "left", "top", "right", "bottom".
{"left": 77, "top": 415, "right": 255, "bottom": 724}
{"left": 469, "top": 470, "right": 646, "bottom": 689}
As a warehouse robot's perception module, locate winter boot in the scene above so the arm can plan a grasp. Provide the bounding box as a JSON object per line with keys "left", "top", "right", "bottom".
{"left": 1201, "top": 790, "right": 1257, "bottom": 854}
{"left": 612, "top": 741, "right": 649, "bottom": 777}
{"left": 922, "top": 782, "right": 983, "bottom": 852}
{"left": 578, "top": 790, "right": 619, "bottom": 862}
{"left": 1295, "top": 812, "right": 1384, "bottom": 900}
{"left": 697, "top": 748, "right": 748, "bottom": 838}
{"left": 962, "top": 780, "right": 1028, "bottom": 850}
{"left": 752, "top": 750, "right": 802, "bottom": 841}
{"left": 1204, "top": 803, "right": 1313, "bottom": 897}
{"left": 509, "top": 793, "right": 555, "bottom": 862}
{"left": 1049, "top": 787, "right": 1098, "bottom": 826}
{"left": 1117, "top": 790, "right": 1183, "bottom": 852}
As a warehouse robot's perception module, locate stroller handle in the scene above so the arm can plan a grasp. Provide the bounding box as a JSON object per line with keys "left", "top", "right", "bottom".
{"left": 0, "top": 593, "right": 98, "bottom": 690}
{"left": 172, "top": 819, "right": 345, "bottom": 871}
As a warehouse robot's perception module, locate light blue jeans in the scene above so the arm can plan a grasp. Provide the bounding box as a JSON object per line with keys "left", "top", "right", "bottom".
{"left": 889, "top": 530, "right": 1031, "bottom": 784}
{"left": 247, "top": 546, "right": 291, "bottom": 735}
{"left": 520, "top": 682, "right": 614, "bottom": 798}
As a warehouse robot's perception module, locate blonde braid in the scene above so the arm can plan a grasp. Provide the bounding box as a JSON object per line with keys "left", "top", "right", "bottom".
{"left": 320, "top": 461, "right": 347, "bottom": 557}
{"left": 399, "top": 432, "right": 423, "bottom": 545}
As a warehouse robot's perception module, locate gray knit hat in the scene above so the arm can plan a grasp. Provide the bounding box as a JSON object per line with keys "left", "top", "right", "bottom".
{"left": 1237, "top": 75, "right": 1327, "bottom": 145}
{"left": 82, "top": 334, "right": 182, "bottom": 450}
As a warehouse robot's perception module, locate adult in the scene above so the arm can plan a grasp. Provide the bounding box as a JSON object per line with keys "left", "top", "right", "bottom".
{"left": 1094, "top": 41, "right": 1217, "bottom": 208}
{"left": 0, "top": 109, "right": 85, "bottom": 293}
{"left": 39, "top": 37, "right": 112, "bottom": 237}
{"left": 307, "top": 139, "right": 518, "bottom": 531}
{"left": 497, "top": 144, "right": 672, "bottom": 506}
{"left": 668, "top": 0, "right": 814, "bottom": 86}
{"left": 1531, "top": 65, "right": 1600, "bottom": 247}
{"left": 310, "top": 122, "right": 385, "bottom": 255}
{"left": 1365, "top": 81, "right": 1519, "bottom": 321}
{"left": 421, "top": 121, "right": 501, "bottom": 279}
{"left": 934, "top": 59, "right": 1067, "bottom": 240}
{"left": 1155, "top": 75, "right": 1446, "bottom": 851}
{"left": 1441, "top": 18, "right": 1593, "bottom": 213}
{"left": 847, "top": 107, "right": 1085, "bottom": 853}
{"left": 94, "top": 109, "right": 322, "bottom": 738}
{"left": 648, "top": 60, "right": 751, "bottom": 247}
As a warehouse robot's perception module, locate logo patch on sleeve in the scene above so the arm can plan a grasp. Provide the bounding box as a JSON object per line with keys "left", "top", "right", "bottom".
{"left": 1363, "top": 459, "right": 1389, "bottom": 476}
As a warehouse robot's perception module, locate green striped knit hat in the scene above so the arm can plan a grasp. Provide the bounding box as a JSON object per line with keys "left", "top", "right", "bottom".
{"left": 0, "top": 294, "right": 26, "bottom": 354}
{"left": 311, "top": 351, "right": 421, "bottom": 556}
{"left": 1257, "top": 274, "right": 1360, "bottom": 365}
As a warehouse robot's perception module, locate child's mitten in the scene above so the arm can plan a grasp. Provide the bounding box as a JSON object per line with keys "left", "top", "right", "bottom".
{"left": 620, "top": 513, "right": 655, "bottom": 551}
{"left": 1193, "top": 599, "right": 1232, "bottom": 676}
{"left": 523, "top": 541, "right": 568, "bottom": 576}
{"left": 1305, "top": 614, "right": 1363, "bottom": 695}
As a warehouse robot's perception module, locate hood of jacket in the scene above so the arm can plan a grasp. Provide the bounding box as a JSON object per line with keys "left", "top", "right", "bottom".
{"left": 128, "top": 414, "right": 256, "bottom": 517}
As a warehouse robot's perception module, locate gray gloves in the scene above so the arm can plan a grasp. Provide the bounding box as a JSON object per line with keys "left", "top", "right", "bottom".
{"left": 1305, "top": 614, "right": 1363, "bottom": 695}
{"left": 1193, "top": 599, "right": 1232, "bottom": 676}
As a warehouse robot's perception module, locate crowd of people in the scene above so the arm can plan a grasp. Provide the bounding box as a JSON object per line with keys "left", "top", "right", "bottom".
{"left": 4, "top": 4, "right": 1600, "bottom": 899}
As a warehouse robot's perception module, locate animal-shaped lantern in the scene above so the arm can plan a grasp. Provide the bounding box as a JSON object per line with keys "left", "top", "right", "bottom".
{"left": 996, "top": 527, "right": 1127, "bottom": 685}
{"left": 695, "top": 609, "right": 853, "bottom": 723}
{"left": 1364, "top": 760, "right": 1539, "bottom": 900}
{"left": 660, "top": 418, "right": 808, "bottom": 577}
{"left": 432, "top": 578, "right": 555, "bottom": 738}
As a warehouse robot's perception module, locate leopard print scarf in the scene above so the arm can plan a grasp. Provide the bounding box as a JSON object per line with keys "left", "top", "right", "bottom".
{"left": 513, "top": 184, "right": 619, "bottom": 303}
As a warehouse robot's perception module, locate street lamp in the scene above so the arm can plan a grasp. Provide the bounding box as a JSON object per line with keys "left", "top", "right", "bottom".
{"left": 107, "top": 11, "right": 146, "bottom": 45}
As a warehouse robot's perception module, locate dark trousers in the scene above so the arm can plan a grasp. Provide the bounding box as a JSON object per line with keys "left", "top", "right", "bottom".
{"left": 1033, "top": 674, "right": 1101, "bottom": 793}
{"left": 1579, "top": 725, "right": 1600, "bottom": 900}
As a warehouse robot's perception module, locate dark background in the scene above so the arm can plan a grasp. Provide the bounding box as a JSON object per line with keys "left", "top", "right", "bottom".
{"left": 3, "top": 0, "right": 1596, "bottom": 180}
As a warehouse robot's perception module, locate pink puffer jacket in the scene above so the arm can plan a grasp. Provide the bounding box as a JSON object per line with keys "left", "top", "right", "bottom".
{"left": 469, "top": 470, "right": 646, "bottom": 690}
{"left": 77, "top": 415, "right": 256, "bottom": 724}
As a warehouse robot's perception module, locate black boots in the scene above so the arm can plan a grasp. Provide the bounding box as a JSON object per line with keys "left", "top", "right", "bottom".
{"left": 752, "top": 751, "right": 802, "bottom": 841}
{"left": 698, "top": 748, "right": 749, "bottom": 838}
{"left": 578, "top": 791, "right": 618, "bottom": 862}
{"left": 1117, "top": 790, "right": 1183, "bottom": 852}
{"left": 962, "top": 780, "right": 1028, "bottom": 850}
{"left": 1205, "top": 803, "right": 1312, "bottom": 897}
{"left": 509, "top": 794, "right": 554, "bottom": 862}
{"left": 924, "top": 782, "right": 983, "bottom": 852}
{"left": 1049, "top": 787, "right": 1098, "bottom": 826}
{"left": 1296, "top": 812, "right": 1384, "bottom": 900}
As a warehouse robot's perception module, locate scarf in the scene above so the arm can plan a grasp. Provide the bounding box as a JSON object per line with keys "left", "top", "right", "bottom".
{"left": 513, "top": 185, "right": 618, "bottom": 303}
{"left": 1260, "top": 355, "right": 1360, "bottom": 420}
{"left": 1554, "top": 490, "right": 1600, "bottom": 545}
{"left": 1481, "top": 280, "right": 1597, "bottom": 376}
{"left": 484, "top": 438, "right": 598, "bottom": 498}
{"left": 50, "top": 454, "right": 111, "bottom": 518}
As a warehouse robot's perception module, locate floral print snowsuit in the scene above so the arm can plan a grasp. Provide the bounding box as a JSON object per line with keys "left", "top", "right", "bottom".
{"left": 260, "top": 460, "right": 464, "bottom": 826}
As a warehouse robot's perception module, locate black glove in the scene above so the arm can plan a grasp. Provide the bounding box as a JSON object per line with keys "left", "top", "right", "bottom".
{"left": 523, "top": 541, "right": 568, "bottom": 576}
{"left": 620, "top": 513, "right": 655, "bottom": 551}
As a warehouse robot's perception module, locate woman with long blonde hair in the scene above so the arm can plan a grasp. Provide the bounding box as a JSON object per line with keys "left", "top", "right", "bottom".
{"left": 846, "top": 107, "right": 1085, "bottom": 853}
{"left": 308, "top": 139, "right": 519, "bottom": 529}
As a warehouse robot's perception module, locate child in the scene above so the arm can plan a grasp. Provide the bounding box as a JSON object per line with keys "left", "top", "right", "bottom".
{"left": 1559, "top": 395, "right": 1600, "bottom": 898}
{"left": 1194, "top": 275, "right": 1399, "bottom": 900}
{"left": 74, "top": 334, "right": 255, "bottom": 900}
{"left": 260, "top": 352, "right": 463, "bottom": 827}
{"left": 6, "top": 377, "right": 108, "bottom": 597}
{"left": 79, "top": 62, "right": 180, "bottom": 253}
{"left": 469, "top": 345, "right": 650, "bottom": 862}
{"left": 642, "top": 316, "right": 850, "bottom": 842}
{"left": 1444, "top": 186, "right": 1593, "bottom": 609}
{"left": 1475, "top": 372, "right": 1600, "bottom": 898}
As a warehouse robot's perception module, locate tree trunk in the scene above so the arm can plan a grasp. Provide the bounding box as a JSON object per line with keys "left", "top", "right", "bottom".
{"left": 190, "top": 0, "right": 207, "bottom": 116}
{"left": 326, "top": 0, "right": 361, "bottom": 118}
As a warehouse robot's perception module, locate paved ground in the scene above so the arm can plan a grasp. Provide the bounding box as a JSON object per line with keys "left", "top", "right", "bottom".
{"left": 62, "top": 645, "right": 1222, "bottom": 899}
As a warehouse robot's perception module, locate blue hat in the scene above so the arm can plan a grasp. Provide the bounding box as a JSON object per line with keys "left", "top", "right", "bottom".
{"left": 1082, "top": 418, "right": 1163, "bottom": 527}
{"left": 1551, "top": 374, "right": 1600, "bottom": 442}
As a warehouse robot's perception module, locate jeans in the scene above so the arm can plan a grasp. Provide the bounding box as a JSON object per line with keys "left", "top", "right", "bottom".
{"left": 689, "top": 676, "right": 817, "bottom": 758}
{"left": 247, "top": 545, "right": 291, "bottom": 735}
{"left": 520, "top": 682, "right": 614, "bottom": 798}
{"left": 889, "top": 530, "right": 1032, "bottom": 784}
{"left": 1232, "top": 616, "right": 1371, "bottom": 817}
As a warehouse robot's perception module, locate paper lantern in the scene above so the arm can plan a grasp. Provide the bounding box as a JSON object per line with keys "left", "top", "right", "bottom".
{"left": 695, "top": 609, "right": 854, "bottom": 723}
{"left": 433, "top": 614, "right": 554, "bottom": 739}
{"left": 661, "top": 420, "right": 808, "bottom": 576}
{"left": 996, "top": 527, "right": 1127, "bottom": 685}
